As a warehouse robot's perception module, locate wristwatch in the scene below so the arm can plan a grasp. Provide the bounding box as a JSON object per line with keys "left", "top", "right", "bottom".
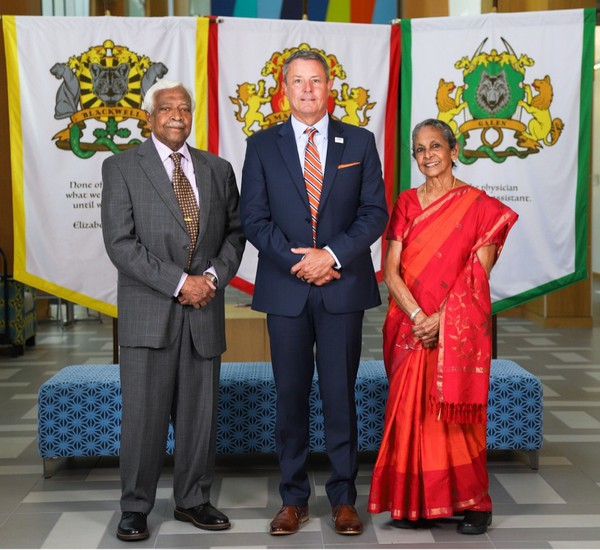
{"left": 203, "top": 272, "right": 219, "bottom": 288}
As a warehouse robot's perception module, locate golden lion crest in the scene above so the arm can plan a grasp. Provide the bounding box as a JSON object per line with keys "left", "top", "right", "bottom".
{"left": 230, "top": 43, "right": 376, "bottom": 136}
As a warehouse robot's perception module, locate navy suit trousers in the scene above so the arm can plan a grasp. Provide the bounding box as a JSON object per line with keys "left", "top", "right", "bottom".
{"left": 267, "top": 285, "right": 364, "bottom": 506}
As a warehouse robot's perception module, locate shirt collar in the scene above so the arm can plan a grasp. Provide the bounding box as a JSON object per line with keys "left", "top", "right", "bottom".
{"left": 290, "top": 113, "right": 329, "bottom": 141}
{"left": 151, "top": 134, "right": 190, "bottom": 164}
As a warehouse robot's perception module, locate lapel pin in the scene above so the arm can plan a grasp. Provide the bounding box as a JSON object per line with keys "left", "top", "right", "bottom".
{"left": 335, "top": 137, "right": 344, "bottom": 144}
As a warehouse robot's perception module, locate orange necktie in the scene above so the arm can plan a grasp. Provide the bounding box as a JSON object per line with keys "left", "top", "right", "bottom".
{"left": 304, "top": 127, "right": 323, "bottom": 247}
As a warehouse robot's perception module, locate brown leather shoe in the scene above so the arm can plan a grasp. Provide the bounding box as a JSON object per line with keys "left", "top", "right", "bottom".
{"left": 332, "top": 504, "right": 363, "bottom": 535}
{"left": 269, "top": 505, "right": 309, "bottom": 535}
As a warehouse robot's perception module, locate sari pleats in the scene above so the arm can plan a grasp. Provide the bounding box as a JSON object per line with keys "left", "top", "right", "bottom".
{"left": 368, "top": 186, "right": 516, "bottom": 520}
{"left": 367, "top": 346, "right": 491, "bottom": 518}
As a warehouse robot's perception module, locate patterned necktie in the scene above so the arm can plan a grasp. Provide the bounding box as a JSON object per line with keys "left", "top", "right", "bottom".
{"left": 170, "top": 152, "right": 199, "bottom": 270}
{"left": 304, "top": 127, "right": 323, "bottom": 247}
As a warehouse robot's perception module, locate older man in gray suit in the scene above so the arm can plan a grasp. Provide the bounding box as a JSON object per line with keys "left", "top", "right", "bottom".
{"left": 101, "top": 79, "right": 245, "bottom": 542}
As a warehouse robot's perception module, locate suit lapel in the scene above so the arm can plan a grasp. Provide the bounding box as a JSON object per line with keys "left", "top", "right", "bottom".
{"left": 190, "top": 149, "right": 211, "bottom": 245}
{"left": 277, "top": 119, "right": 310, "bottom": 209}
{"left": 137, "top": 140, "right": 188, "bottom": 233}
{"left": 320, "top": 117, "right": 345, "bottom": 208}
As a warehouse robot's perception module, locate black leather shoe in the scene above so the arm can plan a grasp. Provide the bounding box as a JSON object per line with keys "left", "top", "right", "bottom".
{"left": 116, "top": 512, "right": 149, "bottom": 541}
{"left": 392, "top": 518, "right": 433, "bottom": 529}
{"left": 174, "top": 502, "right": 231, "bottom": 531}
{"left": 392, "top": 518, "right": 420, "bottom": 529}
{"left": 457, "top": 511, "right": 492, "bottom": 535}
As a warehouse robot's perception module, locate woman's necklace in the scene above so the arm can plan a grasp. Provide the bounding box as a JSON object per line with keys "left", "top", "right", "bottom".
{"left": 424, "top": 175, "right": 456, "bottom": 207}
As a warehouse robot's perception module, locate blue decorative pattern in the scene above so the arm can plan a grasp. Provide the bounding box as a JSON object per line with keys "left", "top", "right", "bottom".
{"left": 38, "top": 359, "right": 542, "bottom": 465}
{"left": 487, "top": 358, "right": 544, "bottom": 453}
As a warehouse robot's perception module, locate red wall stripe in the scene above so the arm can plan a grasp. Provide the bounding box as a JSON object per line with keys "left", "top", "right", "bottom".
{"left": 207, "top": 16, "right": 220, "bottom": 155}
{"left": 380, "top": 23, "right": 400, "bottom": 276}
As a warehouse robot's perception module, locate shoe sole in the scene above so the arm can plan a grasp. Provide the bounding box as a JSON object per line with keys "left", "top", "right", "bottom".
{"left": 270, "top": 515, "right": 309, "bottom": 535}
{"left": 335, "top": 528, "right": 363, "bottom": 535}
{"left": 174, "top": 509, "right": 231, "bottom": 531}
{"left": 457, "top": 525, "right": 489, "bottom": 535}
{"left": 116, "top": 530, "right": 149, "bottom": 541}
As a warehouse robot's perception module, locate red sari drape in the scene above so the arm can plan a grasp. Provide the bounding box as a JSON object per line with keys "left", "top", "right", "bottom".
{"left": 368, "top": 185, "right": 517, "bottom": 520}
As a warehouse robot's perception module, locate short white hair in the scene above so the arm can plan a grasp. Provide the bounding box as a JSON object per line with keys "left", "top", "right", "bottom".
{"left": 142, "top": 79, "right": 195, "bottom": 113}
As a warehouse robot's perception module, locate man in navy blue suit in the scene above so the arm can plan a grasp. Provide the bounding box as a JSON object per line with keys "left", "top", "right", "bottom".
{"left": 240, "top": 49, "right": 388, "bottom": 536}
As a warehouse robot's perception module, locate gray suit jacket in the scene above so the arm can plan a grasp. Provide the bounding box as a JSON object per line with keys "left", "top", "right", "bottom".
{"left": 101, "top": 138, "right": 245, "bottom": 357}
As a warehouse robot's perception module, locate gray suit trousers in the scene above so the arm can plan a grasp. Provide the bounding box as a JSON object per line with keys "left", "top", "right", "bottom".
{"left": 119, "top": 308, "right": 221, "bottom": 513}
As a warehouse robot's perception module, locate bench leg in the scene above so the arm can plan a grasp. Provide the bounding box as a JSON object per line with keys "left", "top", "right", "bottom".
{"left": 43, "top": 458, "right": 52, "bottom": 478}
{"left": 528, "top": 450, "right": 539, "bottom": 470}
{"left": 43, "top": 458, "right": 62, "bottom": 478}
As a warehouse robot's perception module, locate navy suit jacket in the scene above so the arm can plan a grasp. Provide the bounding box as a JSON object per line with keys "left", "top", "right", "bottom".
{"left": 240, "top": 116, "right": 388, "bottom": 317}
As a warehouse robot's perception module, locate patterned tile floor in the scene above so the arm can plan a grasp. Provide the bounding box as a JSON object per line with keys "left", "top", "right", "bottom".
{"left": 1, "top": 281, "right": 600, "bottom": 548}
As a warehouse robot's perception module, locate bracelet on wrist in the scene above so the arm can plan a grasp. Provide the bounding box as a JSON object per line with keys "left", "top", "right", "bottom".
{"left": 409, "top": 306, "right": 422, "bottom": 322}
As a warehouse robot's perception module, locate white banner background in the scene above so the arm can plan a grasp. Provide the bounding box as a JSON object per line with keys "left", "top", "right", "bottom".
{"left": 6, "top": 12, "right": 590, "bottom": 315}
{"left": 216, "top": 17, "right": 394, "bottom": 292}
{"left": 403, "top": 9, "right": 591, "bottom": 310}
{"left": 7, "top": 16, "right": 199, "bottom": 315}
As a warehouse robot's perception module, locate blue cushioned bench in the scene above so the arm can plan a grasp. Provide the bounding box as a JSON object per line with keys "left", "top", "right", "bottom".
{"left": 37, "top": 359, "right": 543, "bottom": 477}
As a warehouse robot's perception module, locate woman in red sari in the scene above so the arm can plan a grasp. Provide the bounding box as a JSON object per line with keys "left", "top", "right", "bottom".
{"left": 367, "top": 119, "right": 518, "bottom": 534}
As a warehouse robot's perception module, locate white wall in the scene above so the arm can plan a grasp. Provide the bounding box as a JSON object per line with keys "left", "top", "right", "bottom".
{"left": 449, "top": 0, "right": 481, "bottom": 16}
